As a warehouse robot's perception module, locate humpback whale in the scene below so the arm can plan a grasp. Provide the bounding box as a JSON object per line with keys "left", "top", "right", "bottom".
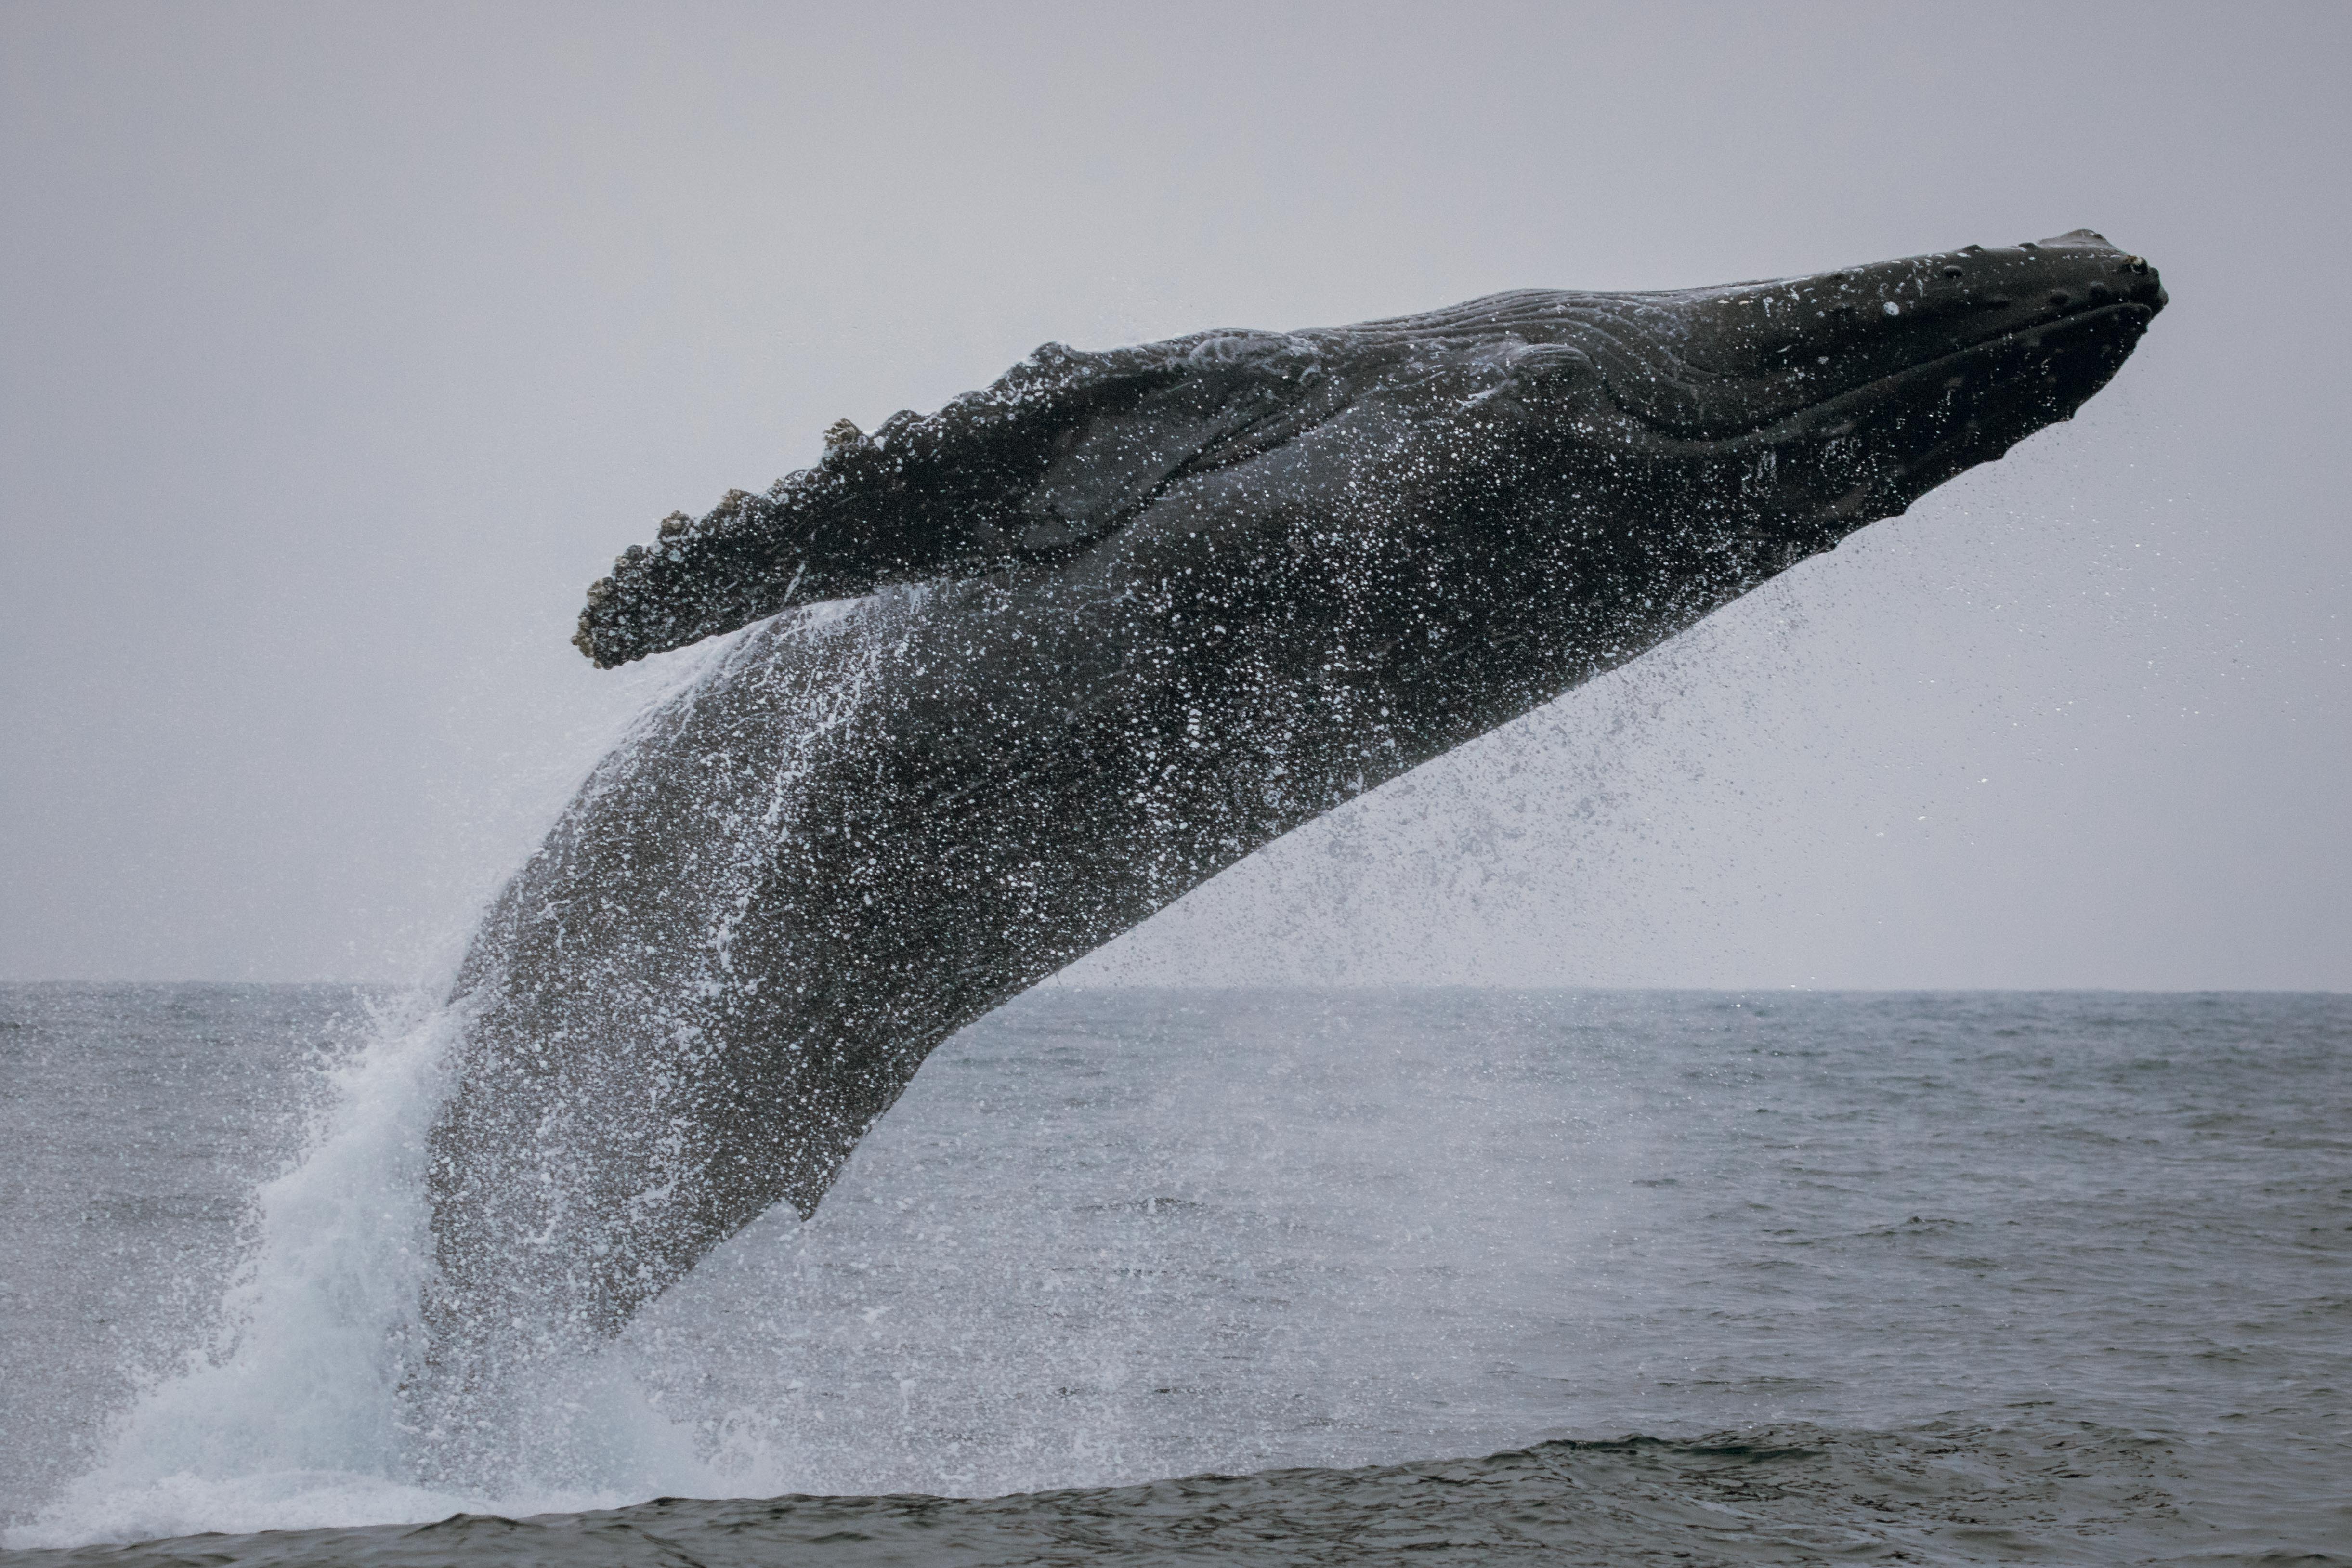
{"left": 426, "top": 232, "right": 2164, "bottom": 1375}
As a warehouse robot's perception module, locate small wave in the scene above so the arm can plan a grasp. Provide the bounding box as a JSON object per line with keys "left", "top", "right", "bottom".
{"left": 0, "top": 1422, "right": 2227, "bottom": 1568}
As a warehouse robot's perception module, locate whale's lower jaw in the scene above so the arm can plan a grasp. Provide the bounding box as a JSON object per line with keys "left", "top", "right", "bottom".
{"left": 427, "top": 237, "right": 2164, "bottom": 1378}
{"left": 1786, "top": 297, "right": 2160, "bottom": 536}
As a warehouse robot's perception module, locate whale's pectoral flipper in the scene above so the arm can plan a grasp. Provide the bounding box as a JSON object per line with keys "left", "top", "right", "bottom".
{"left": 575, "top": 333, "right": 1341, "bottom": 668}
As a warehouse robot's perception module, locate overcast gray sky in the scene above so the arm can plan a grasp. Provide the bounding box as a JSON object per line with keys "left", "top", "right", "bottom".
{"left": 3, "top": 0, "right": 2344, "bottom": 988}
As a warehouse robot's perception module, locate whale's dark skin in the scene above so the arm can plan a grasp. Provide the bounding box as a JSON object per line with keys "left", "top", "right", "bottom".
{"left": 426, "top": 232, "right": 2164, "bottom": 1373}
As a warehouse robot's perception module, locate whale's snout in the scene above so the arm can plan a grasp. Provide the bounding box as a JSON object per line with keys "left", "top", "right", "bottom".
{"left": 2015, "top": 228, "right": 2167, "bottom": 313}
{"left": 1902, "top": 229, "right": 2167, "bottom": 422}
{"left": 1945, "top": 230, "right": 2167, "bottom": 342}
{"left": 1603, "top": 229, "right": 2164, "bottom": 444}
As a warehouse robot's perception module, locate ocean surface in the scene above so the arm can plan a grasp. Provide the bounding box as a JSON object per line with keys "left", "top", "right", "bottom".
{"left": 0, "top": 984, "right": 2344, "bottom": 1564}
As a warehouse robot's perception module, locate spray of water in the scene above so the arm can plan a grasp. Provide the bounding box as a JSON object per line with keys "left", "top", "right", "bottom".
{"left": 8, "top": 994, "right": 782, "bottom": 1545}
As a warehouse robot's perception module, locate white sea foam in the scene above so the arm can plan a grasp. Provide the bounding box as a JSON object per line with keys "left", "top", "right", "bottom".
{"left": 11, "top": 997, "right": 441, "bottom": 1542}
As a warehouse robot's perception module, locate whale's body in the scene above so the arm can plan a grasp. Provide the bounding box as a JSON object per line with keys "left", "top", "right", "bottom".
{"left": 427, "top": 233, "right": 2163, "bottom": 1369}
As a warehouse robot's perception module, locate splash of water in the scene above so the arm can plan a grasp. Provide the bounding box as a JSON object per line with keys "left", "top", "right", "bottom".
{"left": 5, "top": 720, "right": 818, "bottom": 1548}
{"left": 9, "top": 992, "right": 800, "bottom": 1547}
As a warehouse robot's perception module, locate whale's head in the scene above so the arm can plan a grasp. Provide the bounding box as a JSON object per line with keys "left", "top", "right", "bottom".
{"left": 1445, "top": 227, "right": 2165, "bottom": 555}
{"left": 571, "top": 232, "right": 2162, "bottom": 667}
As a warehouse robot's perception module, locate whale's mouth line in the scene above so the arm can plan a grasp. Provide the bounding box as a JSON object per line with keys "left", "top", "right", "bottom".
{"left": 1612, "top": 299, "right": 2158, "bottom": 449}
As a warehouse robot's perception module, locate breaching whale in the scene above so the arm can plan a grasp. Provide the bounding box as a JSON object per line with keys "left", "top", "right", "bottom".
{"left": 427, "top": 231, "right": 2164, "bottom": 1372}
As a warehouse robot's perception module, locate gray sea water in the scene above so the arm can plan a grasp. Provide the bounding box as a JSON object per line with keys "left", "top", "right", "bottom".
{"left": 0, "top": 984, "right": 2345, "bottom": 1564}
